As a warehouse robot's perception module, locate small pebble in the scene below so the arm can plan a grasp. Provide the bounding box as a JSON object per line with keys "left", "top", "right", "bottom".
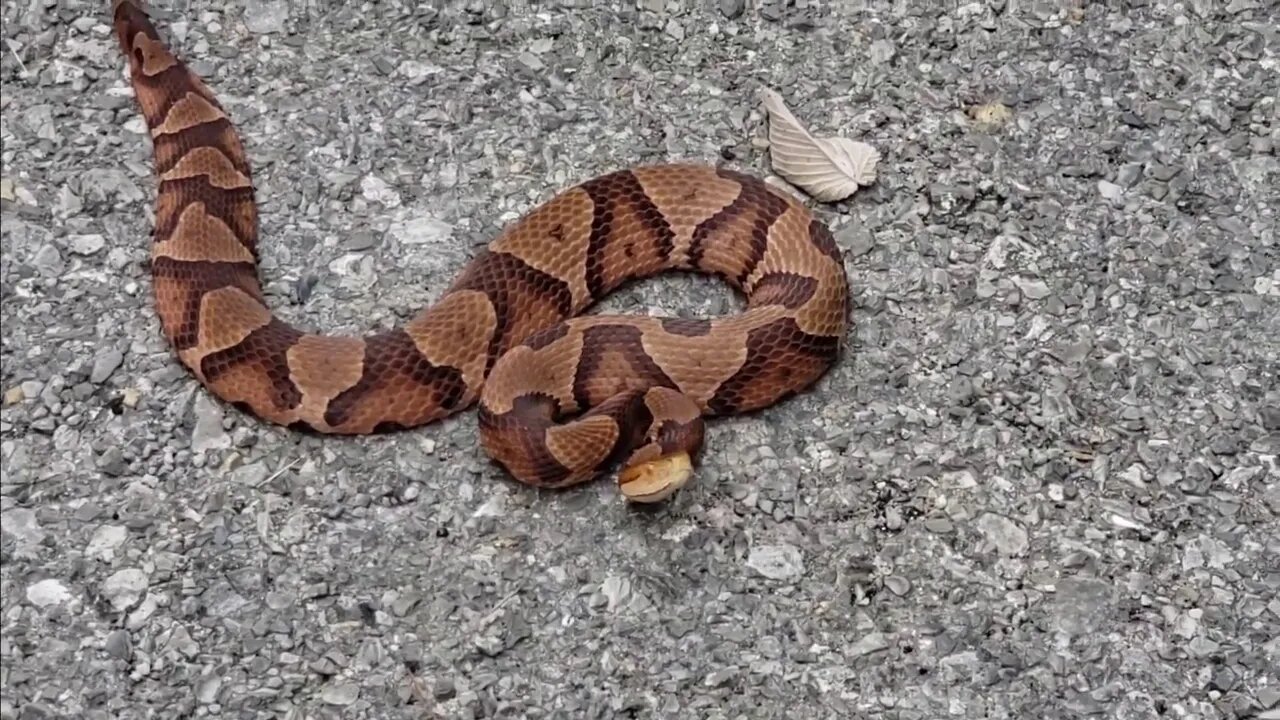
{"left": 90, "top": 350, "right": 124, "bottom": 384}
{"left": 68, "top": 233, "right": 105, "bottom": 256}
{"left": 746, "top": 544, "right": 804, "bottom": 581}
{"left": 26, "top": 579, "right": 72, "bottom": 608}
{"left": 104, "top": 629, "right": 132, "bottom": 660}
{"left": 320, "top": 682, "right": 360, "bottom": 706}
{"left": 102, "top": 568, "right": 147, "bottom": 611}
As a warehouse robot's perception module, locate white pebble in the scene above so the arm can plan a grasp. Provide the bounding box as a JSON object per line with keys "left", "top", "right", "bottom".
{"left": 977, "top": 513, "right": 1029, "bottom": 556}
{"left": 190, "top": 395, "right": 231, "bottom": 453}
{"left": 321, "top": 682, "right": 360, "bottom": 705}
{"left": 1097, "top": 180, "right": 1125, "bottom": 203}
{"left": 103, "top": 568, "right": 148, "bottom": 611}
{"left": 388, "top": 215, "right": 453, "bottom": 246}
{"left": 69, "top": 233, "right": 106, "bottom": 255}
{"left": 746, "top": 544, "right": 803, "bottom": 581}
{"left": 86, "top": 525, "right": 128, "bottom": 562}
{"left": 26, "top": 579, "right": 72, "bottom": 608}
{"left": 360, "top": 174, "right": 401, "bottom": 208}
{"left": 1, "top": 507, "right": 44, "bottom": 545}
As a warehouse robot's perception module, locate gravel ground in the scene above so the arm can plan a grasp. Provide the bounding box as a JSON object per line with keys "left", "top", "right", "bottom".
{"left": 3, "top": 1, "right": 1279, "bottom": 718}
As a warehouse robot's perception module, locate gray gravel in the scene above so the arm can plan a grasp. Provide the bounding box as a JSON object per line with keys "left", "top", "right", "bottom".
{"left": 3, "top": 1, "right": 1279, "bottom": 718}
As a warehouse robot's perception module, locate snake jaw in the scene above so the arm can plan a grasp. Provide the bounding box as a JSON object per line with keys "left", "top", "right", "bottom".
{"left": 617, "top": 451, "right": 694, "bottom": 503}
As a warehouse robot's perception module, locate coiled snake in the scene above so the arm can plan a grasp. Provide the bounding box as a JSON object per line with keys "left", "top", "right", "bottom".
{"left": 111, "top": 0, "right": 850, "bottom": 502}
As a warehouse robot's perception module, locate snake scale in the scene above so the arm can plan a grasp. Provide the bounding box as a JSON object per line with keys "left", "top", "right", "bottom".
{"left": 111, "top": 0, "right": 850, "bottom": 502}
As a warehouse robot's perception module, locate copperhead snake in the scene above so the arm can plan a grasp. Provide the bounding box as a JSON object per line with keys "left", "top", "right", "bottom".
{"left": 111, "top": 1, "right": 850, "bottom": 502}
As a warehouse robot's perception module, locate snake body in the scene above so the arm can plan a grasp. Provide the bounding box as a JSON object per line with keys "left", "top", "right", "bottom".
{"left": 112, "top": 1, "right": 850, "bottom": 501}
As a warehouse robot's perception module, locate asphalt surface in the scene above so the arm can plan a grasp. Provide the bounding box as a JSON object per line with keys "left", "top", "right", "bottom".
{"left": 2, "top": 1, "right": 1278, "bottom": 718}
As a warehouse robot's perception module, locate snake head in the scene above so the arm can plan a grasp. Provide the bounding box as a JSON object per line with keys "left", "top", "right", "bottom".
{"left": 617, "top": 450, "right": 694, "bottom": 503}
